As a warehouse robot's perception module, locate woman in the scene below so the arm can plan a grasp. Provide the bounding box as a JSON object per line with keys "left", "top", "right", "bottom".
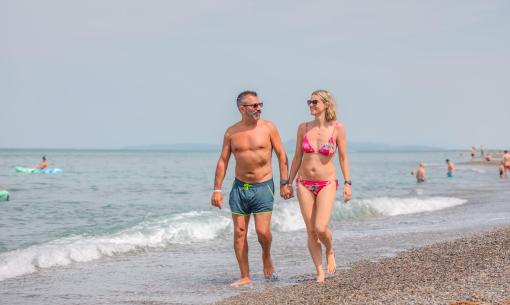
{"left": 288, "top": 89, "right": 352, "bottom": 283}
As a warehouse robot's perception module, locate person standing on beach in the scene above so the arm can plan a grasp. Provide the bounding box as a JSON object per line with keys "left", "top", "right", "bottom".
{"left": 416, "top": 163, "right": 426, "bottom": 183}
{"left": 211, "top": 90, "right": 292, "bottom": 286}
{"left": 446, "top": 159, "right": 455, "bottom": 177}
{"left": 288, "top": 90, "right": 352, "bottom": 283}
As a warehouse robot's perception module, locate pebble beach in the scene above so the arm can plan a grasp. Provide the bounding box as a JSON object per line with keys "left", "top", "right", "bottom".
{"left": 216, "top": 227, "right": 510, "bottom": 305}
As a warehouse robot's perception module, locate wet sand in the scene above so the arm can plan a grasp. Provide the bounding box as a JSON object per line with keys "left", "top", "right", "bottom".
{"left": 215, "top": 227, "right": 510, "bottom": 305}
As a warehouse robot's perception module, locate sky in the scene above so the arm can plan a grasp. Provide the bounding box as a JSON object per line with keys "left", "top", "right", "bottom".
{"left": 1, "top": 0, "right": 509, "bottom": 149}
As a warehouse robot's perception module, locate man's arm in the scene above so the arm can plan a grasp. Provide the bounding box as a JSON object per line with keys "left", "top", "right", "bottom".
{"left": 211, "top": 130, "right": 232, "bottom": 209}
{"left": 268, "top": 122, "right": 290, "bottom": 199}
{"left": 288, "top": 123, "right": 305, "bottom": 185}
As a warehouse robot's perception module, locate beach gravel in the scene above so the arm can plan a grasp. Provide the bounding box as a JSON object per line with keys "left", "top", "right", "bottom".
{"left": 214, "top": 227, "right": 510, "bottom": 305}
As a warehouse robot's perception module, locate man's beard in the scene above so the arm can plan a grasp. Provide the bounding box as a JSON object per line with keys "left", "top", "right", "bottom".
{"left": 247, "top": 110, "right": 261, "bottom": 120}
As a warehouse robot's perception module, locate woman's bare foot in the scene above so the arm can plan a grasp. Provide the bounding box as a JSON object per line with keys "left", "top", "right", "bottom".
{"left": 263, "top": 255, "right": 274, "bottom": 278}
{"left": 316, "top": 269, "right": 325, "bottom": 283}
{"left": 326, "top": 251, "right": 336, "bottom": 274}
{"left": 230, "top": 277, "right": 252, "bottom": 286}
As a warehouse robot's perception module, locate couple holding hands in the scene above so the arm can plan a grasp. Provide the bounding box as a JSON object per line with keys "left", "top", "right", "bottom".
{"left": 211, "top": 89, "right": 352, "bottom": 285}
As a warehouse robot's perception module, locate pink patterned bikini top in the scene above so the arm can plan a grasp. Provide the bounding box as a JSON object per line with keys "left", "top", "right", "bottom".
{"left": 301, "top": 123, "right": 336, "bottom": 156}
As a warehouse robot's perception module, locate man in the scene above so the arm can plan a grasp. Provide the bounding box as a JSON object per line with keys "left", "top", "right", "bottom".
{"left": 36, "top": 156, "right": 48, "bottom": 169}
{"left": 416, "top": 162, "right": 426, "bottom": 183}
{"left": 446, "top": 159, "right": 455, "bottom": 177}
{"left": 211, "top": 91, "right": 292, "bottom": 286}
{"left": 503, "top": 151, "right": 510, "bottom": 175}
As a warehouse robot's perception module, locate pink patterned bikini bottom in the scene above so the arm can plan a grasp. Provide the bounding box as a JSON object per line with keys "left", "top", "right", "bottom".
{"left": 296, "top": 177, "right": 339, "bottom": 196}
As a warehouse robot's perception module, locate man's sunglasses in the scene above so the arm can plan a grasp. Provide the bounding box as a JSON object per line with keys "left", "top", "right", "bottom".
{"left": 307, "top": 100, "right": 320, "bottom": 106}
{"left": 242, "top": 102, "right": 264, "bottom": 109}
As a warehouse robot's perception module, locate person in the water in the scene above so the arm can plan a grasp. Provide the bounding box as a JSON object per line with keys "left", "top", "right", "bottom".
{"left": 36, "top": 156, "right": 49, "bottom": 169}
{"left": 416, "top": 162, "right": 426, "bottom": 183}
{"left": 211, "top": 90, "right": 292, "bottom": 286}
{"left": 446, "top": 159, "right": 455, "bottom": 177}
{"left": 499, "top": 160, "right": 506, "bottom": 179}
{"left": 503, "top": 151, "right": 510, "bottom": 172}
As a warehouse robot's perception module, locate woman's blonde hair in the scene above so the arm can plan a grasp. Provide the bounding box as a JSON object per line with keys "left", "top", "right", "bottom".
{"left": 312, "top": 89, "right": 337, "bottom": 121}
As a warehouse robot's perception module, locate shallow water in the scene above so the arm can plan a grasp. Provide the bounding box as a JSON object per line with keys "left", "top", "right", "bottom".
{"left": 0, "top": 149, "right": 509, "bottom": 304}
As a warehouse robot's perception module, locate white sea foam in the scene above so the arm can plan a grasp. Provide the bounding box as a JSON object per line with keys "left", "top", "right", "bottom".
{"left": 0, "top": 211, "right": 231, "bottom": 281}
{"left": 0, "top": 197, "right": 467, "bottom": 281}
{"left": 353, "top": 196, "right": 467, "bottom": 216}
{"left": 273, "top": 196, "right": 467, "bottom": 231}
{"left": 468, "top": 167, "right": 486, "bottom": 173}
{"left": 414, "top": 188, "right": 425, "bottom": 195}
{"left": 272, "top": 200, "right": 306, "bottom": 232}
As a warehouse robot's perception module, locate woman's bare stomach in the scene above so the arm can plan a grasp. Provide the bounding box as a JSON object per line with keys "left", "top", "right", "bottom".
{"left": 298, "top": 161, "right": 337, "bottom": 181}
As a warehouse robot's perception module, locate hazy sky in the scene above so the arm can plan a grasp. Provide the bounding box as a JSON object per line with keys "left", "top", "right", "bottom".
{"left": 1, "top": 0, "right": 509, "bottom": 149}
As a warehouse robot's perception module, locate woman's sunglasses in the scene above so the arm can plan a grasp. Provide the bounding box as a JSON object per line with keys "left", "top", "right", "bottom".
{"left": 307, "top": 100, "right": 320, "bottom": 106}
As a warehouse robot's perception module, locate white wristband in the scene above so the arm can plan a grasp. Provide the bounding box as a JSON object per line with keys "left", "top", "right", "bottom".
{"left": 213, "top": 189, "right": 222, "bottom": 193}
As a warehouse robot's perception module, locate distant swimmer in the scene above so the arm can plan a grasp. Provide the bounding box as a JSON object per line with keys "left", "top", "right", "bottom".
{"left": 470, "top": 147, "right": 476, "bottom": 159}
{"left": 484, "top": 153, "right": 492, "bottom": 162}
{"left": 416, "top": 162, "right": 426, "bottom": 183}
{"left": 480, "top": 145, "right": 485, "bottom": 157}
{"left": 446, "top": 159, "right": 455, "bottom": 177}
{"left": 36, "top": 156, "right": 48, "bottom": 169}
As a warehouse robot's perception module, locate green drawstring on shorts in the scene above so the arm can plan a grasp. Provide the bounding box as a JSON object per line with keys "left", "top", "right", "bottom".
{"left": 243, "top": 183, "right": 251, "bottom": 191}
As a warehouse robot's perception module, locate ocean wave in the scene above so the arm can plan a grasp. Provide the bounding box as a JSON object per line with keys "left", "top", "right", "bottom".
{"left": 353, "top": 196, "right": 467, "bottom": 216}
{"left": 0, "top": 211, "right": 231, "bottom": 281}
{"left": 0, "top": 196, "right": 466, "bottom": 281}
{"left": 273, "top": 196, "right": 467, "bottom": 232}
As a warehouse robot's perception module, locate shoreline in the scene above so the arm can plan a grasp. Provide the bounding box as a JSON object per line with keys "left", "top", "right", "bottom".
{"left": 215, "top": 227, "right": 510, "bottom": 305}
{"left": 457, "top": 160, "right": 501, "bottom": 166}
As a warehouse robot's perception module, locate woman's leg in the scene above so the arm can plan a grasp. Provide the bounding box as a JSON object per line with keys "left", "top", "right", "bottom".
{"left": 296, "top": 182, "right": 324, "bottom": 282}
{"left": 315, "top": 182, "right": 337, "bottom": 274}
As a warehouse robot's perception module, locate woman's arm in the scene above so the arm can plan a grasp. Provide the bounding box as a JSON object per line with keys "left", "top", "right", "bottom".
{"left": 336, "top": 123, "right": 352, "bottom": 202}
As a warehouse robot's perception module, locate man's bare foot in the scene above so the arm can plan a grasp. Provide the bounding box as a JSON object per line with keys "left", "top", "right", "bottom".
{"left": 263, "top": 255, "right": 274, "bottom": 278}
{"left": 316, "top": 270, "right": 325, "bottom": 283}
{"left": 230, "top": 277, "right": 252, "bottom": 286}
{"left": 326, "top": 251, "right": 336, "bottom": 274}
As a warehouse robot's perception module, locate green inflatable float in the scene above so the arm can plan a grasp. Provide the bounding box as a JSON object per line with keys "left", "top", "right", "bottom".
{"left": 0, "top": 190, "right": 9, "bottom": 202}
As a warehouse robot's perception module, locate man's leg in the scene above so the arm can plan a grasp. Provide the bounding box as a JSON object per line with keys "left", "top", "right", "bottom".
{"left": 231, "top": 214, "right": 251, "bottom": 286}
{"left": 254, "top": 213, "right": 273, "bottom": 278}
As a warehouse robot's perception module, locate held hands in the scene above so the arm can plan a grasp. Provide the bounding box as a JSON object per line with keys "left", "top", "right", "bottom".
{"left": 343, "top": 184, "right": 352, "bottom": 203}
{"left": 211, "top": 191, "right": 223, "bottom": 209}
{"left": 280, "top": 184, "right": 294, "bottom": 200}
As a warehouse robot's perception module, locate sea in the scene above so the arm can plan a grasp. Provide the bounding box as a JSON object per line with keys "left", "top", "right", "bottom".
{"left": 0, "top": 149, "right": 509, "bottom": 305}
